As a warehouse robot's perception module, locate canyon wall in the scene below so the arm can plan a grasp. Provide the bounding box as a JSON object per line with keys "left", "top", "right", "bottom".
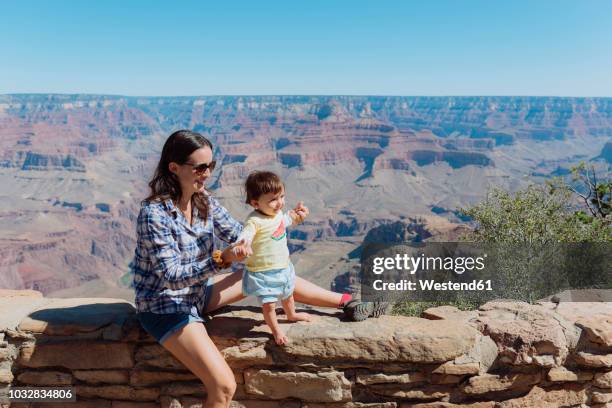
{"left": 1, "top": 94, "right": 610, "bottom": 300}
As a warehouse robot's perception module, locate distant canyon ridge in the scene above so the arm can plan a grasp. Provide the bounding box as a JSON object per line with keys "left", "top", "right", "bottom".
{"left": 0, "top": 94, "right": 610, "bottom": 300}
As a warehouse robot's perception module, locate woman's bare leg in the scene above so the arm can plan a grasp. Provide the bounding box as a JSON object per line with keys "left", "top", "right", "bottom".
{"left": 205, "top": 272, "right": 343, "bottom": 312}
{"left": 281, "top": 295, "right": 312, "bottom": 321}
{"left": 162, "top": 323, "right": 236, "bottom": 408}
{"left": 292, "top": 276, "right": 343, "bottom": 308}
{"left": 205, "top": 271, "right": 246, "bottom": 313}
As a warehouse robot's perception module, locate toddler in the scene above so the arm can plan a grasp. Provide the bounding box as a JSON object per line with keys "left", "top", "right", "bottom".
{"left": 233, "top": 171, "right": 312, "bottom": 345}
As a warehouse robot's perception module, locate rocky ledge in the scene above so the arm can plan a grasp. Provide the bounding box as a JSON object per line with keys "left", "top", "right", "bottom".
{"left": 0, "top": 289, "right": 611, "bottom": 408}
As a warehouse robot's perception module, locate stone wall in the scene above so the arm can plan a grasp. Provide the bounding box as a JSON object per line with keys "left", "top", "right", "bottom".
{"left": 0, "top": 289, "right": 610, "bottom": 408}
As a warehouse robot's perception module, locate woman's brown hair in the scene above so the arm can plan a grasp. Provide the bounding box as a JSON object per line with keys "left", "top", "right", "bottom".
{"left": 146, "top": 129, "right": 214, "bottom": 220}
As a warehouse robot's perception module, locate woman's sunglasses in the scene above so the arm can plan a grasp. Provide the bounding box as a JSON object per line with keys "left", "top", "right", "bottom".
{"left": 185, "top": 160, "right": 216, "bottom": 175}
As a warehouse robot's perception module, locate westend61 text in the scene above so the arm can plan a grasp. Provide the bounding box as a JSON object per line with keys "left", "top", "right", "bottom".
{"left": 372, "top": 279, "right": 493, "bottom": 291}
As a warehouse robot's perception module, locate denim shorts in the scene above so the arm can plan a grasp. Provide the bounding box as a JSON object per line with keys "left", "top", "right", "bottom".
{"left": 136, "top": 278, "right": 215, "bottom": 344}
{"left": 242, "top": 262, "right": 295, "bottom": 305}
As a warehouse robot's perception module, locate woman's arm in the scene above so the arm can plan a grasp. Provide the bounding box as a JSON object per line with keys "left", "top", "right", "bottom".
{"left": 209, "top": 196, "right": 243, "bottom": 244}
{"left": 140, "top": 206, "right": 218, "bottom": 290}
{"left": 235, "top": 219, "right": 256, "bottom": 245}
{"left": 232, "top": 220, "right": 256, "bottom": 258}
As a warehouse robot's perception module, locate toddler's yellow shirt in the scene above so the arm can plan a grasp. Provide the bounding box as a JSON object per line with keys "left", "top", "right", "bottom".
{"left": 239, "top": 211, "right": 293, "bottom": 272}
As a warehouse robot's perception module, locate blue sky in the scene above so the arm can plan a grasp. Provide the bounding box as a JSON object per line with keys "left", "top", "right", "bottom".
{"left": 1, "top": 0, "right": 611, "bottom": 96}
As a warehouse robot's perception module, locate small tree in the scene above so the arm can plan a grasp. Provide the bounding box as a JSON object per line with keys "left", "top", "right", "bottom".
{"left": 457, "top": 166, "right": 610, "bottom": 303}
{"left": 461, "top": 163, "right": 611, "bottom": 243}
{"left": 548, "top": 161, "right": 611, "bottom": 223}
{"left": 393, "top": 163, "right": 610, "bottom": 315}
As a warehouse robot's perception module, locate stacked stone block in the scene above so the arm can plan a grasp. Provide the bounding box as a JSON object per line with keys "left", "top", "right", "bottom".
{"left": 0, "top": 290, "right": 610, "bottom": 407}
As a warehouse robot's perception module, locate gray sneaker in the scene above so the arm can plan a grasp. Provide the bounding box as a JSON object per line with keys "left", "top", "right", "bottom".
{"left": 370, "top": 300, "right": 391, "bottom": 317}
{"left": 343, "top": 299, "right": 390, "bottom": 321}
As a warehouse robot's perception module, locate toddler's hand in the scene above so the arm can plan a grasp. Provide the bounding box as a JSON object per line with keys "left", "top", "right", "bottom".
{"left": 230, "top": 240, "right": 252, "bottom": 260}
{"left": 292, "top": 201, "right": 309, "bottom": 223}
{"left": 288, "top": 209, "right": 300, "bottom": 224}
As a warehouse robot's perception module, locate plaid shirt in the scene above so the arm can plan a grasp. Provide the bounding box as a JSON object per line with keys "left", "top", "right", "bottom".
{"left": 131, "top": 195, "right": 243, "bottom": 314}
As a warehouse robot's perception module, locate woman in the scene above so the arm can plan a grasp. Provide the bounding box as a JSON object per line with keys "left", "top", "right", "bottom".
{"left": 131, "top": 130, "right": 385, "bottom": 408}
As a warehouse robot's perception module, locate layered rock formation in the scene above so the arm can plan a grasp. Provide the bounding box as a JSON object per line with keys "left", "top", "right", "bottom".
{"left": 1, "top": 290, "right": 610, "bottom": 407}
{"left": 1, "top": 94, "right": 610, "bottom": 300}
